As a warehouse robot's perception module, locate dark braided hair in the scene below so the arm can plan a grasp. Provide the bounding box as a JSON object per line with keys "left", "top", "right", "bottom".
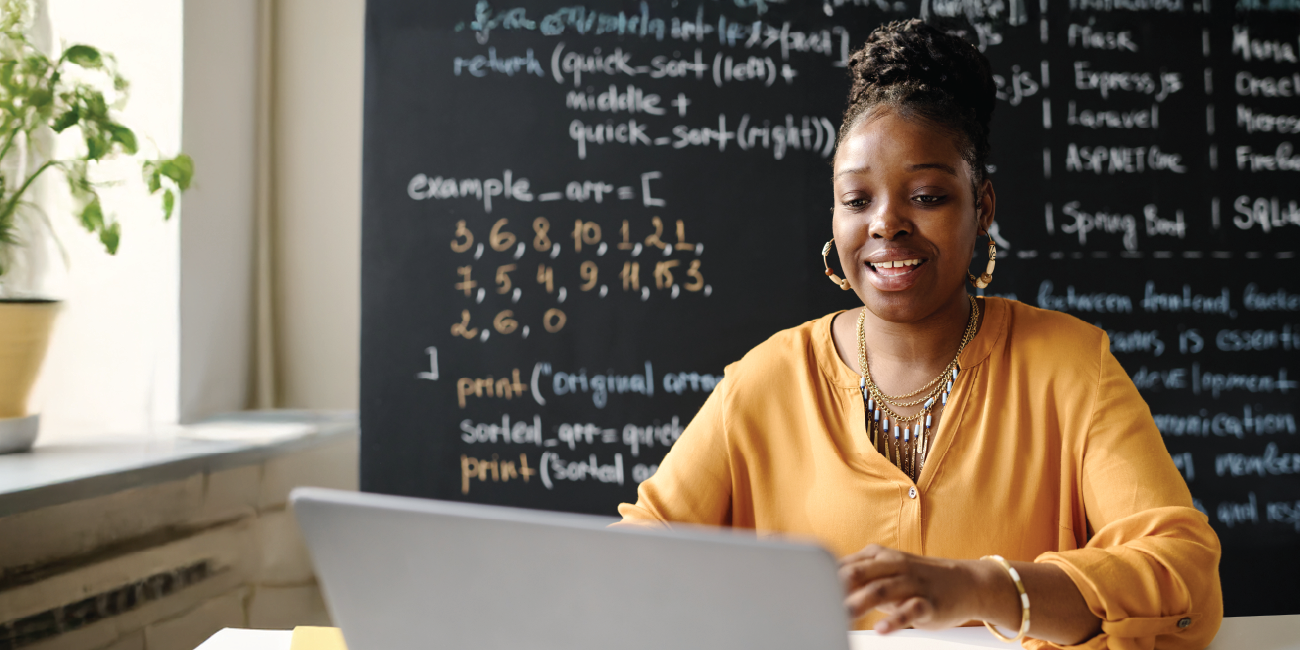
{"left": 838, "top": 20, "right": 996, "bottom": 196}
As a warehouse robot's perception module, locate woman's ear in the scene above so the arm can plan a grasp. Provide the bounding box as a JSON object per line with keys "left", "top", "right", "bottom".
{"left": 975, "top": 178, "right": 996, "bottom": 233}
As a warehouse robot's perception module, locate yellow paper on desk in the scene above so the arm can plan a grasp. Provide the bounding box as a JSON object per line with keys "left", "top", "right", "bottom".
{"left": 289, "top": 626, "right": 348, "bottom": 650}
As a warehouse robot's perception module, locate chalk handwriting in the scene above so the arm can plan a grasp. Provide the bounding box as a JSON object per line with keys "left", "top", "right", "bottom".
{"left": 1244, "top": 284, "right": 1300, "bottom": 311}
{"left": 1155, "top": 405, "right": 1297, "bottom": 438}
{"left": 1069, "top": 0, "right": 1185, "bottom": 11}
{"left": 1132, "top": 366, "right": 1188, "bottom": 390}
{"left": 461, "top": 414, "right": 543, "bottom": 445}
{"left": 457, "top": 369, "right": 526, "bottom": 408}
{"left": 662, "top": 371, "right": 723, "bottom": 394}
{"left": 1142, "top": 283, "right": 1233, "bottom": 315}
{"left": 1067, "top": 24, "right": 1138, "bottom": 51}
{"left": 1066, "top": 101, "right": 1159, "bottom": 129}
{"left": 1268, "top": 500, "right": 1300, "bottom": 532}
{"left": 539, "top": 452, "right": 624, "bottom": 489}
{"left": 993, "top": 65, "right": 1040, "bottom": 106}
{"left": 1065, "top": 143, "right": 1186, "bottom": 174}
{"left": 461, "top": 453, "right": 538, "bottom": 494}
{"left": 623, "top": 417, "right": 684, "bottom": 456}
{"left": 1216, "top": 325, "right": 1300, "bottom": 351}
{"left": 1237, "top": 105, "right": 1300, "bottom": 138}
{"left": 408, "top": 170, "right": 533, "bottom": 213}
{"left": 1233, "top": 195, "right": 1300, "bottom": 230}
{"left": 570, "top": 113, "right": 836, "bottom": 160}
{"left": 1216, "top": 443, "right": 1300, "bottom": 477}
{"left": 1060, "top": 201, "right": 1138, "bottom": 250}
{"left": 1037, "top": 280, "right": 1134, "bottom": 313}
{"left": 1191, "top": 364, "right": 1296, "bottom": 398}
{"left": 1231, "top": 25, "right": 1299, "bottom": 63}
{"left": 1235, "top": 71, "right": 1300, "bottom": 97}
{"left": 632, "top": 463, "right": 659, "bottom": 483}
{"left": 1073, "top": 62, "right": 1182, "bottom": 101}
{"left": 550, "top": 362, "right": 655, "bottom": 408}
{"left": 565, "top": 84, "right": 665, "bottom": 115}
{"left": 1218, "top": 492, "right": 1258, "bottom": 528}
{"left": 1235, "top": 143, "right": 1300, "bottom": 171}
{"left": 920, "top": 0, "right": 1019, "bottom": 51}
{"left": 1232, "top": 0, "right": 1300, "bottom": 11}
{"left": 1103, "top": 327, "right": 1166, "bottom": 356}
{"left": 453, "top": 47, "right": 544, "bottom": 77}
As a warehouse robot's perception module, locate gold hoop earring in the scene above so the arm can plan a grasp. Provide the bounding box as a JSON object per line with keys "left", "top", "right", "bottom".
{"left": 821, "top": 240, "right": 852, "bottom": 291}
{"left": 968, "top": 238, "right": 996, "bottom": 289}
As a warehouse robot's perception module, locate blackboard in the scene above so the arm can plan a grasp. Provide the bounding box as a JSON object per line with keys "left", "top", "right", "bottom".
{"left": 360, "top": 0, "right": 1300, "bottom": 617}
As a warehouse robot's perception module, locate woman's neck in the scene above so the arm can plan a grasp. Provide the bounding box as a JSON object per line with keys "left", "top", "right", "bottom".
{"left": 832, "top": 292, "right": 984, "bottom": 396}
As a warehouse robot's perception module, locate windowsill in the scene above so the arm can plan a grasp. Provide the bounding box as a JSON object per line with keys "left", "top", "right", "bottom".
{"left": 0, "top": 410, "right": 359, "bottom": 518}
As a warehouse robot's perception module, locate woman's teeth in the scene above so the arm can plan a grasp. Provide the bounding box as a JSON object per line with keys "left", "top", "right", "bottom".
{"left": 873, "top": 258, "right": 921, "bottom": 270}
{"left": 871, "top": 258, "right": 923, "bottom": 277}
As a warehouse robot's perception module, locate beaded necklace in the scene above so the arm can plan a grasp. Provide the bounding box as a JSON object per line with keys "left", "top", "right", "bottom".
{"left": 856, "top": 295, "right": 980, "bottom": 480}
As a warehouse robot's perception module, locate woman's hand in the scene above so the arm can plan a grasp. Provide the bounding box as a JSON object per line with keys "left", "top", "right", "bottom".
{"left": 838, "top": 544, "right": 1102, "bottom": 644}
{"left": 838, "top": 544, "right": 1012, "bottom": 634}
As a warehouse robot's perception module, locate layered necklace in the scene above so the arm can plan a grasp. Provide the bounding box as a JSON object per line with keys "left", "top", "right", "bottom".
{"left": 856, "top": 295, "right": 980, "bottom": 481}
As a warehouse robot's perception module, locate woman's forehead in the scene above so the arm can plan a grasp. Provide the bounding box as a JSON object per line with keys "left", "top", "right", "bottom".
{"left": 833, "top": 111, "right": 969, "bottom": 178}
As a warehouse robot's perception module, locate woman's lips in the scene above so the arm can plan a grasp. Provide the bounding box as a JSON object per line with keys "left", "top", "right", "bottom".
{"left": 864, "top": 257, "right": 928, "bottom": 291}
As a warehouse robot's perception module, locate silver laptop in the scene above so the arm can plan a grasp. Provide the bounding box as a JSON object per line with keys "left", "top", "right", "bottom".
{"left": 291, "top": 487, "right": 851, "bottom": 650}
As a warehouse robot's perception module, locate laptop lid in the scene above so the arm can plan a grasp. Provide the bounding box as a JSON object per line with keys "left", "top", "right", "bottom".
{"left": 291, "top": 487, "right": 851, "bottom": 650}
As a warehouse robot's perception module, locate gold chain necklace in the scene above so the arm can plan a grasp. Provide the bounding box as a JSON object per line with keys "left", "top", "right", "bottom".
{"left": 856, "top": 295, "right": 980, "bottom": 480}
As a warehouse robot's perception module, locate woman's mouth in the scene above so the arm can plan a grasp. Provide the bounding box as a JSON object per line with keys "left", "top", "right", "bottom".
{"left": 869, "top": 258, "right": 925, "bottom": 276}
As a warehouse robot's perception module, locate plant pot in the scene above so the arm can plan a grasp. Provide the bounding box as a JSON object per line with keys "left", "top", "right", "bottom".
{"left": 0, "top": 299, "right": 60, "bottom": 453}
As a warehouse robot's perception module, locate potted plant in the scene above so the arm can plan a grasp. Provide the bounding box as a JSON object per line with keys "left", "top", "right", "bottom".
{"left": 0, "top": 0, "right": 191, "bottom": 452}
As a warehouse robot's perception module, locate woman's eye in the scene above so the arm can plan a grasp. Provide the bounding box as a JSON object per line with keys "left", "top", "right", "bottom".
{"left": 914, "top": 194, "right": 947, "bottom": 205}
{"left": 843, "top": 197, "right": 869, "bottom": 209}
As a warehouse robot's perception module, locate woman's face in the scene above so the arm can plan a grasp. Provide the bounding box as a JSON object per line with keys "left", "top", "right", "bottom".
{"left": 832, "top": 108, "right": 994, "bottom": 323}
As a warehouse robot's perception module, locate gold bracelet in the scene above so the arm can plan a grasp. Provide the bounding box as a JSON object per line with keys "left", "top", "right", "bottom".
{"left": 980, "top": 554, "right": 1030, "bottom": 643}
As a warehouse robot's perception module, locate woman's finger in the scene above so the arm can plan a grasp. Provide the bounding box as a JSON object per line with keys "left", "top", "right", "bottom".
{"left": 838, "top": 556, "right": 906, "bottom": 592}
{"left": 837, "top": 543, "right": 890, "bottom": 566}
{"left": 845, "top": 575, "right": 917, "bottom": 619}
{"left": 874, "top": 597, "right": 933, "bottom": 634}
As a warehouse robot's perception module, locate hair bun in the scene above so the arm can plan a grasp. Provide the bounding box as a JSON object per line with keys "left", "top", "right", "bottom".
{"left": 846, "top": 19, "right": 995, "bottom": 130}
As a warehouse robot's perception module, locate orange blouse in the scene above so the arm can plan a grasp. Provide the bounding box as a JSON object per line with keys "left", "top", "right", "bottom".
{"left": 617, "top": 297, "right": 1222, "bottom": 650}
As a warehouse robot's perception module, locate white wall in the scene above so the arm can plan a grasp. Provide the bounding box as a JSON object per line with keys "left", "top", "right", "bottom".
{"left": 179, "top": 0, "right": 260, "bottom": 423}
{"left": 34, "top": 0, "right": 182, "bottom": 441}
{"left": 272, "top": 0, "right": 363, "bottom": 410}
{"left": 32, "top": 0, "right": 363, "bottom": 437}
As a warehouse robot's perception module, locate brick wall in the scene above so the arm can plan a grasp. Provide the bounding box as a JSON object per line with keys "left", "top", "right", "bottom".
{"left": 0, "top": 433, "right": 358, "bottom": 650}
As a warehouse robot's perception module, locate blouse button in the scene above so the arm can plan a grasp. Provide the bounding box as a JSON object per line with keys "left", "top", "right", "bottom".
{"left": 1177, "top": 618, "right": 1192, "bottom": 629}
{"left": 908, "top": 487, "right": 917, "bottom": 499}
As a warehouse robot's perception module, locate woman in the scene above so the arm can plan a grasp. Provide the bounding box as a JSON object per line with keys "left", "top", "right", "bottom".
{"left": 617, "top": 20, "right": 1222, "bottom": 649}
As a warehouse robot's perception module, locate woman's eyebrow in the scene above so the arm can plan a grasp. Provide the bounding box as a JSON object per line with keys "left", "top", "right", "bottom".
{"left": 909, "top": 162, "right": 958, "bottom": 176}
{"left": 832, "top": 166, "right": 868, "bottom": 180}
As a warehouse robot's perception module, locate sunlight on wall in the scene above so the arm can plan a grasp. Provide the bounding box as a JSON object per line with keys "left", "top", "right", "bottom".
{"left": 31, "top": 0, "right": 182, "bottom": 442}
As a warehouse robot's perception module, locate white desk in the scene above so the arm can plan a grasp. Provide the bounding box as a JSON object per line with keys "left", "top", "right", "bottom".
{"left": 195, "top": 628, "right": 293, "bottom": 650}
{"left": 196, "top": 615, "right": 1300, "bottom": 649}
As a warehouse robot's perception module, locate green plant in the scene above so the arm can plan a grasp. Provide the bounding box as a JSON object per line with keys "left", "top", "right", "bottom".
{"left": 0, "top": 0, "right": 192, "bottom": 281}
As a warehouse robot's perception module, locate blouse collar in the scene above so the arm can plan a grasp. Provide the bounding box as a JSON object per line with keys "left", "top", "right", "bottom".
{"left": 815, "top": 296, "right": 1008, "bottom": 389}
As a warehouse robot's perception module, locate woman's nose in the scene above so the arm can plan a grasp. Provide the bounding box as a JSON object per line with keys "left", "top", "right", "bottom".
{"left": 866, "top": 199, "right": 912, "bottom": 240}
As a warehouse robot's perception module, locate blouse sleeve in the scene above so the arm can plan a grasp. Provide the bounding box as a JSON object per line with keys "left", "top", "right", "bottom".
{"left": 1030, "top": 346, "right": 1223, "bottom": 650}
{"left": 615, "top": 374, "right": 734, "bottom": 529}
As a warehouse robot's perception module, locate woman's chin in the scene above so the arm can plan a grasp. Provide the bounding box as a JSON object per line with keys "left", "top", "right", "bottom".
{"left": 858, "top": 274, "right": 964, "bottom": 323}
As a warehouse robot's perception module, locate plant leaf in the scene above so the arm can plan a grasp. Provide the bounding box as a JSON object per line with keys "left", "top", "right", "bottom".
{"left": 64, "top": 44, "right": 102, "bottom": 68}
{"left": 28, "top": 87, "right": 51, "bottom": 109}
{"left": 142, "top": 163, "right": 162, "bottom": 192}
{"left": 78, "top": 197, "right": 104, "bottom": 232}
{"left": 52, "top": 107, "right": 79, "bottom": 132}
{"left": 110, "top": 124, "right": 137, "bottom": 155}
{"left": 99, "top": 221, "right": 120, "bottom": 255}
{"left": 159, "top": 154, "right": 194, "bottom": 190}
{"left": 162, "top": 188, "right": 175, "bottom": 220}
